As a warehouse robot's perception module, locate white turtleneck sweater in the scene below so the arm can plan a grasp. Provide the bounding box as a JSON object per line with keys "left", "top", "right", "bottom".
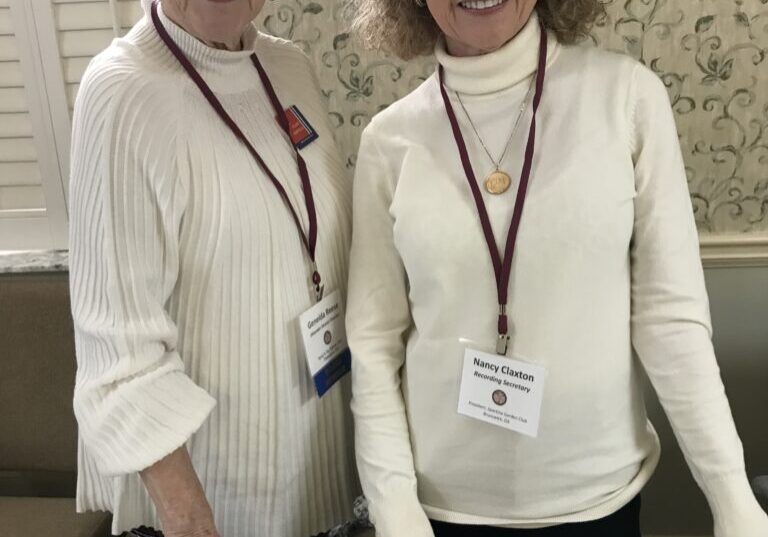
{"left": 346, "top": 14, "right": 768, "bottom": 537}
{"left": 69, "top": 2, "right": 358, "bottom": 535}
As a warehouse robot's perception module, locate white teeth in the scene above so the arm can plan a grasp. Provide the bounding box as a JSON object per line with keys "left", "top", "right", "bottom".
{"left": 459, "top": 0, "right": 504, "bottom": 10}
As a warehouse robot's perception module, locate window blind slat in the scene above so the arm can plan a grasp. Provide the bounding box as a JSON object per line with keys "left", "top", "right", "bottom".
{"left": 54, "top": 2, "right": 112, "bottom": 31}
{"left": 0, "top": 138, "right": 37, "bottom": 162}
{"left": 0, "top": 211, "right": 52, "bottom": 250}
{"left": 0, "top": 185, "right": 45, "bottom": 210}
{"left": 0, "top": 61, "right": 23, "bottom": 87}
{"left": 0, "top": 34, "right": 18, "bottom": 62}
{"left": 0, "top": 7, "right": 12, "bottom": 35}
{"left": 59, "top": 28, "right": 114, "bottom": 58}
{"left": 0, "top": 162, "right": 42, "bottom": 187}
{"left": 0, "top": 112, "right": 33, "bottom": 138}
{"left": 62, "top": 56, "right": 89, "bottom": 83}
{"left": 0, "top": 87, "right": 28, "bottom": 113}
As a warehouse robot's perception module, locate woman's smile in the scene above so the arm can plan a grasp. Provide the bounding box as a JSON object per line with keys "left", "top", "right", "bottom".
{"left": 456, "top": 0, "right": 510, "bottom": 16}
{"left": 428, "top": 0, "right": 538, "bottom": 57}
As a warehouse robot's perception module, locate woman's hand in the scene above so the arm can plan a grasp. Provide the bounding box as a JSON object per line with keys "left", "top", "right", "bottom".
{"left": 162, "top": 526, "right": 219, "bottom": 537}
{"left": 160, "top": 514, "right": 220, "bottom": 537}
{"left": 713, "top": 503, "right": 768, "bottom": 537}
{"left": 162, "top": 523, "right": 220, "bottom": 537}
{"left": 140, "top": 447, "right": 221, "bottom": 537}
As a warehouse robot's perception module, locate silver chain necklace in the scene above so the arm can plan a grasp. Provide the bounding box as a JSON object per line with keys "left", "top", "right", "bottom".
{"left": 455, "top": 75, "right": 536, "bottom": 194}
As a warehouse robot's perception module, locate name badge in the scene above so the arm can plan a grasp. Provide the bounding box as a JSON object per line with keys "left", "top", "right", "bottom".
{"left": 280, "top": 105, "right": 319, "bottom": 149}
{"left": 457, "top": 348, "right": 546, "bottom": 437}
{"left": 299, "top": 289, "right": 350, "bottom": 397}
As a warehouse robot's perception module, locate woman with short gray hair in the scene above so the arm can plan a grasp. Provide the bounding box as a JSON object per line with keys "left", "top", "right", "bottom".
{"left": 346, "top": 1, "right": 768, "bottom": 536}
{"left": 69, "top": 0, "right": 358, "bottom": 535}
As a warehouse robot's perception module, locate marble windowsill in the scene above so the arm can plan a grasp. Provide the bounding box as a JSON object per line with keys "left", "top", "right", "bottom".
{"left": 0, "top": 250, "right": 69, "bottom": 274}
{"left": 2, "top": 236, "right": 767, "bottom": 273}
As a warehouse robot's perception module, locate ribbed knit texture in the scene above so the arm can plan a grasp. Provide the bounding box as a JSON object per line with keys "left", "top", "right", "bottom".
{"left": 68, "top": 2, "right": 358, "bottom": 535}
{"left": 346, "top": 13, "right": 768, "bottom": 537}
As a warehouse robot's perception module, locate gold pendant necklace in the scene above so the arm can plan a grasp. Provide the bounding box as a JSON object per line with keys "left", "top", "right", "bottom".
{"left": 485, "top": 169, "right": 512, "bottom": 195}
{"left": 455, "top": 78, "right": 535, "bottom": 195}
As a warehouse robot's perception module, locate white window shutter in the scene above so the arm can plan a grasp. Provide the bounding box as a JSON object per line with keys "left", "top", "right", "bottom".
{"left": 0, "top": 2, "right": 50, "bottom": 249}
{"left": 0, "top": 0, "right": 140, "bottom": 250}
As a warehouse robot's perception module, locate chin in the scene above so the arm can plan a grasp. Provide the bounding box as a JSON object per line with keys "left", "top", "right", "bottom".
{"left": 462, "top": 16, "right": 530, "bottom": 52}
{"left": 472, "top": 35, "right": 513, "bottom": 54}
{"left": 450, "top": 30, "right": 515, "bottom": 56}
{"left": 199, "top": 15, "right": 250, "bottom": 41}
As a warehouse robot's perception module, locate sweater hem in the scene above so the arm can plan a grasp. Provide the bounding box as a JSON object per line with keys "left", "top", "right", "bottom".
{"left": 422, "top": 441, "right": 660, "bottom": 528}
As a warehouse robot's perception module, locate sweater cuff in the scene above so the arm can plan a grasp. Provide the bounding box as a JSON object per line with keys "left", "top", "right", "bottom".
{"left": 369, "top": 488, "right": 434, "bottom": 537}
{"left": 702, "top": 473, "right": 768, "bottom": 535}
{"left": 78, "top": 370, "right": 216, "bottom": 476}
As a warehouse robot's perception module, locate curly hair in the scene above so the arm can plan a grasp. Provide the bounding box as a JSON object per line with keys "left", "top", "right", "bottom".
{"left": 350, "top": 0, "right": 606, "bottom": 60}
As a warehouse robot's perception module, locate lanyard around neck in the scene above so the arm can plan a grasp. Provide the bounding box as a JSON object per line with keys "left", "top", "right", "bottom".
{"left": 438, "top": 24, "right": 548, "bottom": 355}
{"left": 150, "top": 0, "right": 324, "bottom": 301}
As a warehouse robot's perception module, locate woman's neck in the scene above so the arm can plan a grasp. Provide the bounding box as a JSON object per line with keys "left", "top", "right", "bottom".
{"left": 445, "top": 35, "right": 513, "bottom": 58}
{"left": 435, "top": 12, "right": 558, "bottom": 96}
{"left": 161, "top": 4, "right": 244, "bottom": 51}
{"left": 208, "top": 38, "right": 244, "bottom": 52}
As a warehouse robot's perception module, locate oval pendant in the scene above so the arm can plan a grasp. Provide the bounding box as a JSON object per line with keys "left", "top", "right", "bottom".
{"left": 485, "top": 170, "right": 512, "bottom": 195}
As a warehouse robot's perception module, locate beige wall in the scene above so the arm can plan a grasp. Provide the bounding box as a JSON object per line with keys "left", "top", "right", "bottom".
{"left": 257, "top": 0, "right": 768, "bottom": 234}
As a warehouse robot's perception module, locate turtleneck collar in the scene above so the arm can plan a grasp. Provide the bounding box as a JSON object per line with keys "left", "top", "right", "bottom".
{"left": 143, "top": 0, "right": 259, "bottom": 75}
{"left": 434, "top": 12, "right": 560, "bottom": 96}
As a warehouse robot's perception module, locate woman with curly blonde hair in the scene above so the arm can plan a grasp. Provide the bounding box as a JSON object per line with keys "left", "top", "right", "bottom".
{"left": 345, "top": 1, "right": 768, "bottom": 536}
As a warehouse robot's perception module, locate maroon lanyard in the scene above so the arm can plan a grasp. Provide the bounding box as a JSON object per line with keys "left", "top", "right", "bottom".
{"left": 150, "top": 0, "right": 324, "bottom": 301}
{"left": 438, "top": 24, "right": 548, "bottom": 355}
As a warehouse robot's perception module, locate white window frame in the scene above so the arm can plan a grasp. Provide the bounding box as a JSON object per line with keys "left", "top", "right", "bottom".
{"left": 5, "top": 0, "right": 110, "bottom": 251}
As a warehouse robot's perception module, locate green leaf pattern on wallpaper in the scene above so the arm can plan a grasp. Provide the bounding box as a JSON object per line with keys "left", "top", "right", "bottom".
{"left": 258, "top": 0, "right": 768, "bottom": 233}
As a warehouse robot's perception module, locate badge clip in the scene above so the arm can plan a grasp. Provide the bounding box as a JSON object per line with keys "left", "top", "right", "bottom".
{"left": 496, "top": 304, "right": 509, "bottom": 355}
{"left": 496, "top": 334, "right": 509, "bottom": 355}
{"left": 311, "top": 263, "right": 324, "bottom": 303}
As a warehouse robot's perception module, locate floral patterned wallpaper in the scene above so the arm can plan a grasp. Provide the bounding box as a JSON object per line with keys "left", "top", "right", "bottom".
{"left": 257, "top": 0, "right": 768, "bottom": 233}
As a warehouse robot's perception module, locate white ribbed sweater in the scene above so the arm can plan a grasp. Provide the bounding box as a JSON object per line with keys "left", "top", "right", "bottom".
{"left": 346, "top": 14, "right": 768, "bottom": 537}
{"left": 69, "top": 2, "right": 358, "bottom": 535}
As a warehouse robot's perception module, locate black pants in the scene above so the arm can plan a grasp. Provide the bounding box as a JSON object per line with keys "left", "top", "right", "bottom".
{"left": 430, "top": 496, "right": 641, "bottom": 537}
{"left": 119, "top": 527, "right": 334, "bottom": 537}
